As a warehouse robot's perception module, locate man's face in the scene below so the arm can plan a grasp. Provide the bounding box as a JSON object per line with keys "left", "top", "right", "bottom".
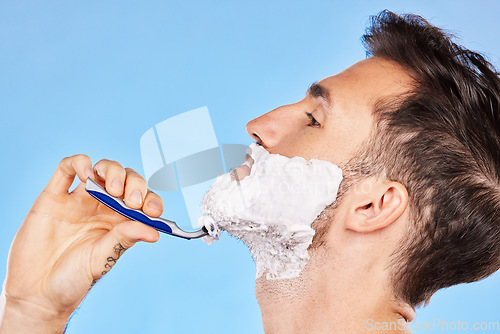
{"left": 201, "top": 56, "right": 413, "bottom": 280}
{"left": 246, "top": 57, "right": 412, "bottom": 167}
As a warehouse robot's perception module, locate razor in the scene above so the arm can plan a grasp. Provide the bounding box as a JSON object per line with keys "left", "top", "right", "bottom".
{"left": 85, "top": 177, "right": 208, "bottom": 240}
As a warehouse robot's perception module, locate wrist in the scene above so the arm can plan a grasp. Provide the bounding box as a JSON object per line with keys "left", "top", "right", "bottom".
{"left": 0, "top": 290, "right": 71, "bottom": 334}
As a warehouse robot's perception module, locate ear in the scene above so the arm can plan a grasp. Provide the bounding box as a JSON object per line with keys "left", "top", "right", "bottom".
{"left": 345, "top": 179, "right": 408, "bottom": 233}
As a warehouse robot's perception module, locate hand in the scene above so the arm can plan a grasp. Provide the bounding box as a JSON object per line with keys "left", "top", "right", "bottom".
{"left": 0, "top": 155, "right": 163, "bottom": 333}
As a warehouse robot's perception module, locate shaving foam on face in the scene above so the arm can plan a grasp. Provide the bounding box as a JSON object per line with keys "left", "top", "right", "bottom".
{"left": 200, "top": 143, "right": 343, "bottom": 279}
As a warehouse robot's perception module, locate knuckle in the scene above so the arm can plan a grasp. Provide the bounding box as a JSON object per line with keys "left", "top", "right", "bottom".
{"left": 59, "top": 154, "right": 90, "bottom": 169}
{"left": 113, "top": 166, "right": 127, "bottom": 179}
{"left": 138, "top": 178, "right": 148, "bottom": 190}
{"left": 147, "top": 190, "right": 160, "bottom": 199}
{"left": 59, "top": 156, "right": 70, "bottom": 166}
{"left": 73, "top": 153, "right": 90, "bottom": 160}
{"left": 125, "top": 167, "right": 139, "bottom": 176}
{"left": 108, "top": 161, "right": 125, "bottom": 173}
{"left": 126, "top": 169, "right": 147, "bottom": 186}
{"left": 96, "top": 158, "right": 110, "bottom": 165}
{"left": 74, "top": 154, "right": 91, "bottom": 166}
{"left": 95, "top": 160, "right": 126, "bottom": 178}
{"left": 93, "top": 159, "right": 109, "bottom": 171}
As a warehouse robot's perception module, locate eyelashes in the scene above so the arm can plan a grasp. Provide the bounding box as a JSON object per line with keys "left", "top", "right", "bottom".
{"left": 306, "top": 112, "right": 321, "bottom": 127}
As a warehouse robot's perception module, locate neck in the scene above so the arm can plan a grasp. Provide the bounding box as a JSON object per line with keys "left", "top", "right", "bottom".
{"left": 255, "top": 249, "right": 415, "bottom": 334}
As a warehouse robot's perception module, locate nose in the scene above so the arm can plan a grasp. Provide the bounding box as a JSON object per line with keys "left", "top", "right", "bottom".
{"left": 246, "top": 105, "right": 294, "bottom": 150}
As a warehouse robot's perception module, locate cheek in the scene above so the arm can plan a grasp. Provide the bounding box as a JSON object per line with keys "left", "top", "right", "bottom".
{"left": 271, "top": 128, "right": 313, "bottom": 157}
{"left": 281, "top": 131, "right": 322, "bottom": 159}
{"left": 295, "top": 131, "right": 348, "bottom": 165}
{"left": 323, "top": 113, "right": 373, "bottom": 163}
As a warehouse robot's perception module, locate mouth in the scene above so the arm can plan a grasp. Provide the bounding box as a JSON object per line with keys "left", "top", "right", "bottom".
{"left": 230, "top": 154, "right": 254, "bottom": 181}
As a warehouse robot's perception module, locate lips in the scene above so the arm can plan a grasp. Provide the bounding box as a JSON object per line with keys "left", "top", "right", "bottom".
{"left": 231, "top": 154, "right": 254, "bottom": 181}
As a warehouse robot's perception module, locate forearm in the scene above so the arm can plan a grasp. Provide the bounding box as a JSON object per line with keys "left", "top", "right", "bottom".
{"left": 0, "top": 290, "right": 70, "bottom": 334}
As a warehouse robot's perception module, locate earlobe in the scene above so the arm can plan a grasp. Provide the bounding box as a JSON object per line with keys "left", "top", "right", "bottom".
{"left": 346, "top": 181, "right": 408, "bottom": 233}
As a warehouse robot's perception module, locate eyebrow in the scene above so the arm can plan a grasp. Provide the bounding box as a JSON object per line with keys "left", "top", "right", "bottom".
{"left": 307, "top": 82, "right": 332, "bottom": 113}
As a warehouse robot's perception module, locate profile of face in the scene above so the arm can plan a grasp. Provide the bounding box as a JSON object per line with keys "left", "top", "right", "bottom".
{"left": 203, "top": 56, "right": 414, "bottom": 285}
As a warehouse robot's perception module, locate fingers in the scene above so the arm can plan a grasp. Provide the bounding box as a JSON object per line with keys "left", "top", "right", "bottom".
{"left": 114, "top": 220, "right": 160, "bottom": 246}
{"left": 143, "top": 189, "right": 164, "bottom": 217}
{"left": 123, "top": 168, "right": 148, "bottom": 209}
{"left": 93, "top": 160, "right": 164, "bottom": 215}
{"left": 91, "top": 220, "right": 160, "bottom": 280}
{"left": 93, "top": 159, "right": 127, "bottom": 197}
{"left": 45, "top": 155, "right": 94, "bottom": 194}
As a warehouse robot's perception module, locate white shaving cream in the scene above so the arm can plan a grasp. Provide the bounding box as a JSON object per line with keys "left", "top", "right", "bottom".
{"left": 199, "top": 143, "right": 343, "bottom": 279}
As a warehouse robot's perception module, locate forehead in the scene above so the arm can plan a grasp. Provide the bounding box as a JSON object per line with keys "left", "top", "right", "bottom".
{"left": 318, "top": 57, "right": 413, "bottom": 107}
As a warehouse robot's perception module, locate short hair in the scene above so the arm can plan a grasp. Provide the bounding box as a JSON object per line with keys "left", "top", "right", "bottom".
{"left": 345, "top": 10, "right": 500, "bottom": 307}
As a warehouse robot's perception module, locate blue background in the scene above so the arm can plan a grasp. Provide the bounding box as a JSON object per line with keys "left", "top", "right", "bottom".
{"left": 1, "top": 1, "right": 499, "bottom": 333}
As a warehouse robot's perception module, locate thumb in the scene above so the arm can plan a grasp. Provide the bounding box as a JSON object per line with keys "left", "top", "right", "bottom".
{"left": 90, "top": 221, "right": 160, "bottom": 281}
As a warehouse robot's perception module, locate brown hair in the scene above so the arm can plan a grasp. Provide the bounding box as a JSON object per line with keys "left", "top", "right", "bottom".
{"left": 341, "top": 10, "right": 500, "bottom": 307}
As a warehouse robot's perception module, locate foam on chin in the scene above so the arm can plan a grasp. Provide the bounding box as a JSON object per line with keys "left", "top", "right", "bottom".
{"left": 200, "top": 143, "right": 343, "bottom": 279}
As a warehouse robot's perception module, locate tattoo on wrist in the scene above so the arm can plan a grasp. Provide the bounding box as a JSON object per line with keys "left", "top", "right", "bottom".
{"left": 90, "top": 243, "right": 128, "bottom": 288}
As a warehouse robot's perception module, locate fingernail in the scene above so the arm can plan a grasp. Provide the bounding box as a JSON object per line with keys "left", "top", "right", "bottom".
{"left": 149, "top": 200, "right": 162, "bottom": 211}
{"left": 95, "top": 168, "right": 104, "bottom": 178}
{"left": 111, "top": 178, "right": 123, "bottom": 191}
{"left": 129, "top": 190, "right": 142, "bottom": 205}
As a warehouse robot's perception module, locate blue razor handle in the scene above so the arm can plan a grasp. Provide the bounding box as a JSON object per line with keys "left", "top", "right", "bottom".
{"left": 85, "top": 177, "right": 208, "bottom": 240}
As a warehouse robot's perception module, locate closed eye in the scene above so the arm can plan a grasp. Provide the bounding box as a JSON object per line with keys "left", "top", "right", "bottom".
{"left": 306, "top": 112, "right": 321, "bottom": 127}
